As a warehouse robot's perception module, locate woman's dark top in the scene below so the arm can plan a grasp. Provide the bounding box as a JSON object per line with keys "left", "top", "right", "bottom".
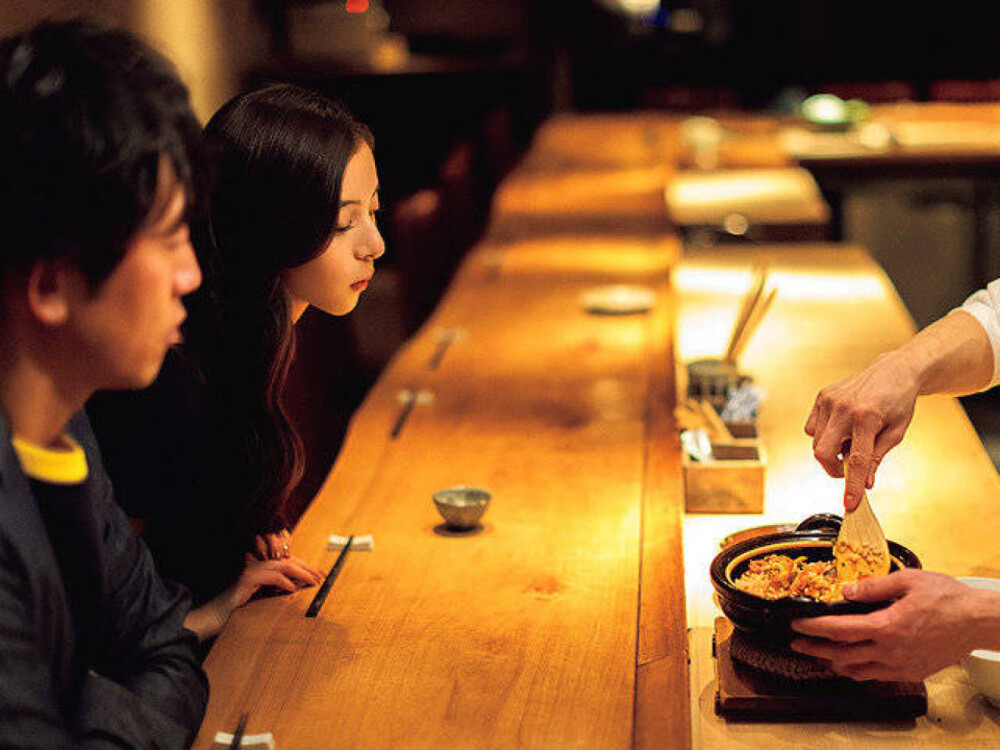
{"left": 86, "top": 348, "right": 245, "bottom": 606}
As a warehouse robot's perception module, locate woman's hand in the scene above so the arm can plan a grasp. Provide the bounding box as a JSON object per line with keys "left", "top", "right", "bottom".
{"left": 255, "top": 529, "right": 292, "bottom": 560}
{"left": 804, "top": 351, "right": 921, "bottom": 510}
{"left": 185, "top": 552, "right": 323, "bottom": 641}
{"left": 226, "top": 552, "right": 323, "bottom": 610}
{"left": 790, "top": 570, "right": 1000, "bottom": 682}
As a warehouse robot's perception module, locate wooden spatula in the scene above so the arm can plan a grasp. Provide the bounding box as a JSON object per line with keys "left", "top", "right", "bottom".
{"left": 835, "top": 455, "right": 891, "bottom": 580}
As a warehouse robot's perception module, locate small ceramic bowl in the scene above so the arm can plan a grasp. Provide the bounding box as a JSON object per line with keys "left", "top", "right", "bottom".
{"left": 433, "top": 486, "right": 491, "bottom": 530}
{"left": 958, "top": 576, "right": 1000, "bottom": 707}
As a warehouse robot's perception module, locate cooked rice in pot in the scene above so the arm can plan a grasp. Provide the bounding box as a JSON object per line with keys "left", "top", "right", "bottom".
{"left": 733, "top": 541, "right": 887, "bottom": 602}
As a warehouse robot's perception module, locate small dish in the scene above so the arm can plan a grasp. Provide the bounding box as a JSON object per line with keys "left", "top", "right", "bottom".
{"left": 433, "top": 486, "right": 491, "bottom": 530}
{"left": 580, "top": 285, "right": 655, "bottom": 316}
{"left": 958, "top": 576, "right": 1000, "bottom": 707}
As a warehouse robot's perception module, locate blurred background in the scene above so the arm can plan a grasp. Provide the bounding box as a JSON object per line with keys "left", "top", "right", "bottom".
{"left": 6, "top": 0, "right": 1000, "bottom": 506}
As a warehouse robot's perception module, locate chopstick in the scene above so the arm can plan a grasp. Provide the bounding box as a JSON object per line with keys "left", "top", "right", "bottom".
{"left": 724, "top": 264, "right": 773, "bottom": 364}
{"left": 391, "top": 390, "right": 434, "bottom": 439}
{"left": 723, "top": 263, "right": 768, "bottom": 363}
{"left": 228, "top": 711, "right": 248, "bottom": 749}
{"left": 305, "top": 535, "right": 354, "bottom": 618}
{"left": 729, "top": 287, "right": 776, "bottom": 363}
{"left": 429, "top": 334, "right": 453, "bottom": 369}
{"left": 390, "top": 391, "right": 418, "bottom": 439}
{"left": 429, "top": 328, "right": 459, "bottom": 370}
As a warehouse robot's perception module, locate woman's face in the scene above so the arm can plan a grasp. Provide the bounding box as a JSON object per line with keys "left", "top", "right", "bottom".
{"left": 283, "top": 142, "right": 384, "bottom": 318}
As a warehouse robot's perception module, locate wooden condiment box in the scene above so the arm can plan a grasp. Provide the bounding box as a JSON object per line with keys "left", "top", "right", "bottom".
{"left": 677, "top": 360, "right": 766, "bottom": 513}
{"left": 683, "top": 438, "right": 766, "bottom": 514}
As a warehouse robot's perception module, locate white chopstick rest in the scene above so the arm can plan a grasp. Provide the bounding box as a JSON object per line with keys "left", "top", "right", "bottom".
{"left": 328, "top": 533, "right": 373, "bottom": 551}
{"left": 212, "top": 731, "right": 275, "bottom": 749}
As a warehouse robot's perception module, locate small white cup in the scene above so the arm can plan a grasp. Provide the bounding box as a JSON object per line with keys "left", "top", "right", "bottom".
{"left": 958, "top": 576, "right": 1000, "bottom": 707}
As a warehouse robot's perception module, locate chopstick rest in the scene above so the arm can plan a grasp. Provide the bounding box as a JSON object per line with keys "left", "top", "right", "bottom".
{"left": 212, "top": 731, "right": 274, "bottom": 749}
{"left": 328, "top": 533, "right": 374, "bottom": 551}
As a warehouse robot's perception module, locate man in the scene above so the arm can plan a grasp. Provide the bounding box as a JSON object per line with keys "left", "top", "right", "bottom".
{"left": 0, "top": 20, "right": 208, "bottom": 746}
{"left": 795, "top": 281, "right": 1000, "bottom": 681}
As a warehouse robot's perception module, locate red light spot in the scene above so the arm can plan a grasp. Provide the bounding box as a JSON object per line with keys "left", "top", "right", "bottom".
{"left": 346, "top": 0, "right": 369, "bottom": 12}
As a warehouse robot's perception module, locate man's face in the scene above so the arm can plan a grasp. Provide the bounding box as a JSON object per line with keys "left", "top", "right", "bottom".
{"left": 69, "top": 159, "right": 201, "bottom": 389}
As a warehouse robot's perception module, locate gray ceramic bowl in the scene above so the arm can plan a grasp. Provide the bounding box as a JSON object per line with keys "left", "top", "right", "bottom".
{"left": 433, "top": 486, "right": 491, "bottom": 529}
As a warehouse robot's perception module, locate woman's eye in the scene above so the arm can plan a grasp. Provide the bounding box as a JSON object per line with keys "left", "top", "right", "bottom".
{"left": 168, "top": 230, "right": 190, "bottom": 249}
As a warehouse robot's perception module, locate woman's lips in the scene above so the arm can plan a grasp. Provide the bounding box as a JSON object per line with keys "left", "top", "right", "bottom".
{"left": 168, "top": 314, "right": 186, "bottom": 345}
{"left": 351, "top": 278, "right": 371, "bottom": 292}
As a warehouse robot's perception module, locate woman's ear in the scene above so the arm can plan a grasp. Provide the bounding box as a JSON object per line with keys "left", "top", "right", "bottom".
{"left": 26, "top": 259, "right": 78, "bottom": 326}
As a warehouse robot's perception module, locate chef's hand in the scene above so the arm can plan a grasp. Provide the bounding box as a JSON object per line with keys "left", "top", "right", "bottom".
{"left": 790, "top": 569, "right": 999, "bottom": 682}
{"left": 804, "top": 352, "right": 920, "bottom": 511}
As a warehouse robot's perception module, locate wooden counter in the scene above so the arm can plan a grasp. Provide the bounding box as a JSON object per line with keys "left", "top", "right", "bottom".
{"left": 195, "top": 112, "right": 1000, "bottom": 748}
{"left": 656, "top": 102, "right": 1000, "bottom": 172}
{"left": 664, "top": 168, "right": 829, "bottom": 241}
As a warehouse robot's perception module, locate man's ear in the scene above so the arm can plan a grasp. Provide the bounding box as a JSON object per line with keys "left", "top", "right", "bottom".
{"left": 26, "top": 259, "right": 80, "bottom": 326}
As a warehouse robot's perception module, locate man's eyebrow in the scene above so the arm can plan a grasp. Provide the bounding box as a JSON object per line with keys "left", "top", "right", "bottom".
{"left": 165, "top": 214, "right": 187, "bottom": 233}
{"left": 148, "top": 201, "right": 187, "bottom": 235}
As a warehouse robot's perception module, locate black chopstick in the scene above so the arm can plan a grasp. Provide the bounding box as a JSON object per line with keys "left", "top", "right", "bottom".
{"left": 428, "top": 329, "right": 455, "bottom": 370}
{"left": 305, "top": 535, "right": 354, "bottom": 618}
{"left": 390, "top": 392, "right": 417, "bottom": 439}
{"left": 228, "top": 711, "right": 248, "bottom": 749}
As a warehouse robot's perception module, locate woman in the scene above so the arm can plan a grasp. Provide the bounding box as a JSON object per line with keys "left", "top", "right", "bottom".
{"left": 88, "top": 83, "right": 385, "bottom": 641}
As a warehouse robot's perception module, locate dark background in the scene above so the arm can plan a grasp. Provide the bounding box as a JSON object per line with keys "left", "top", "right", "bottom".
{"left": 7, "top": 0, "right": 1000, "bottom": 512}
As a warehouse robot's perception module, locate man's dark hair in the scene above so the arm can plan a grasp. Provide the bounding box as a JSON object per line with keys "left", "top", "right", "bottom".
{"left": 0, "top": 18, "right": 204, "bottom": 286}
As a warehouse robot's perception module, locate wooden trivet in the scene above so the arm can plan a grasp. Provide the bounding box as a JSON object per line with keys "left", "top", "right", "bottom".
{"left": 714, "top": 617, "right": 927, "bottom": 721}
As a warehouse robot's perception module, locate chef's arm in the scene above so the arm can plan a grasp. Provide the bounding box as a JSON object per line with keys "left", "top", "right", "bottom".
{"left": 806, "top": 305, "right": 994, "bottom": 511}
{"left": 902, "top": 308, "right": 993, "bottom": 396}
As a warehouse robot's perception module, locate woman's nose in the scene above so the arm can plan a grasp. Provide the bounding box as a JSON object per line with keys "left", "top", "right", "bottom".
{"left": 176, "top": 240, "right": 202, "bottom": 295}
{"left": 360, "top": 222, "right": 386, "bottom": 261}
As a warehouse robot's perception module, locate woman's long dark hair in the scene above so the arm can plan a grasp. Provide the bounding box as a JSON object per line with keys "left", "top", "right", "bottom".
{"left": 186, "top": 83, "right": 372, "bottom": 541}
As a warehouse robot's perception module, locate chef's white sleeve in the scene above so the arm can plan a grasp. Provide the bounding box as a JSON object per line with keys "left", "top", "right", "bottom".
{"left": 959, "top": 278, "right": 1000, "bottom": 389}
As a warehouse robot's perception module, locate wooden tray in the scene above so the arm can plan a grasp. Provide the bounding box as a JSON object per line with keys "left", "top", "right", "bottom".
{"left": 713, "top": 618, "right": 927, "bottom": 721}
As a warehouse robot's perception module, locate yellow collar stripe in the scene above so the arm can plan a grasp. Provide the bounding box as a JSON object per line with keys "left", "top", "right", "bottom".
{"left": 12, "top": 434, "right": 89, "bottom": 485}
